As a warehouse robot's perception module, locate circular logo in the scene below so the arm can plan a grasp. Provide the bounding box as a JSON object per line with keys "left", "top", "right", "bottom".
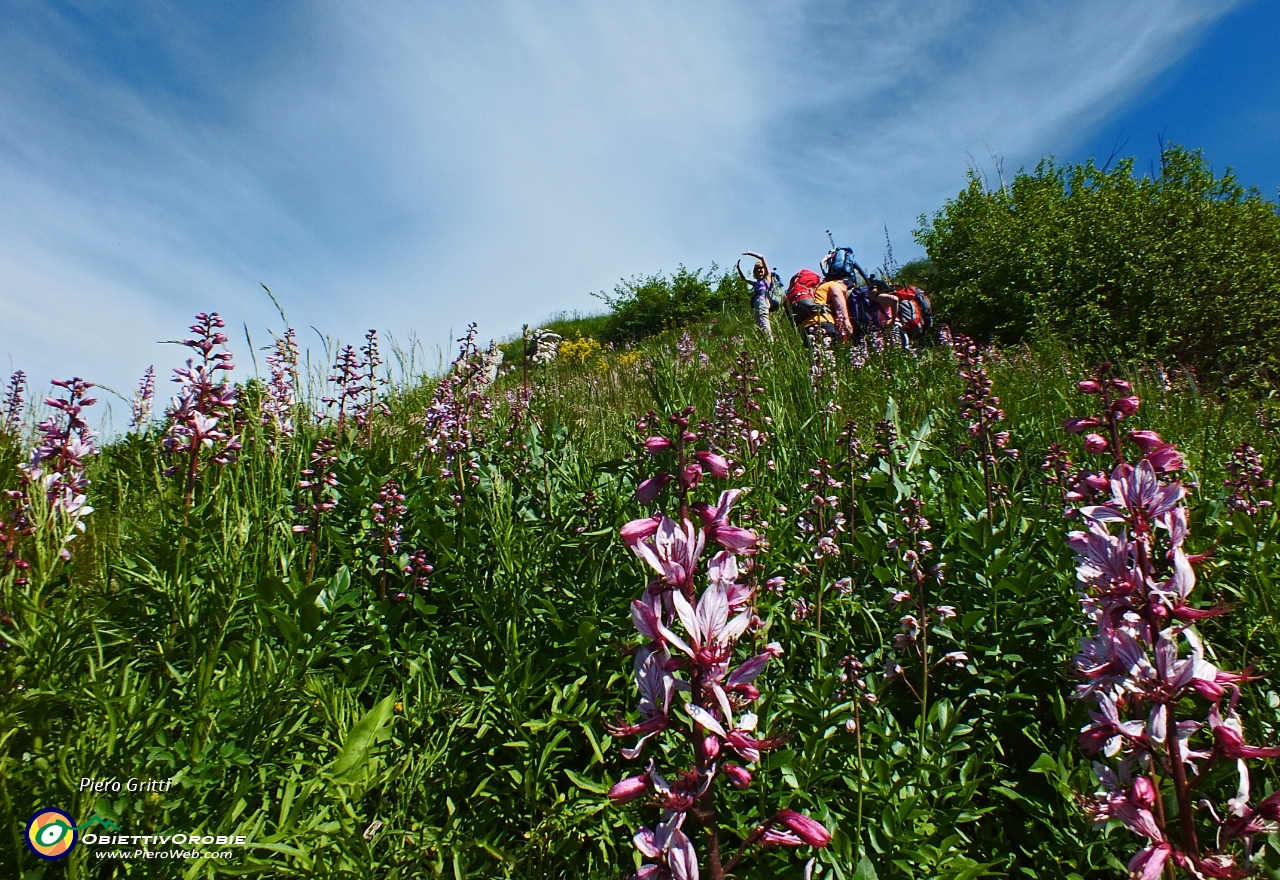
{"left": 26, "top": 808, "right": 77, "bottom": 860}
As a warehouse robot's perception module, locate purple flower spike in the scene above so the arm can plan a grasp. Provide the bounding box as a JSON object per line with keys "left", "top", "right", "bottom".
{"left": 1066, "top": 364, "right": 1280, "bottom": 873}
{"left": 2, "top": 371, "right": 27, "bottom": 434}
{"left": 129, "top": 366, "right": 155, "bottom": 429}
{"left": 162, "top": 312, "right": 239, "bottom": 502}
{"left": 420, "top": 324, "right": 495, "bottom": 484}
{"left": 20, "top": 377, "right": 99, "bottom": 544}
{"left": 611, "top": 406, "right": 817, "bottom": 879}
{"left": 262, "top": 329, "right": 299, "bottom": 437}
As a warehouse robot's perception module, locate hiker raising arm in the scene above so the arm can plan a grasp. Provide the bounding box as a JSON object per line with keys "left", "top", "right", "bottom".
{"left": 738, "top": 251, "right": 770, "bottom": 282}
{"left": 738, "top": 252, "right": 777, "bottom": 342}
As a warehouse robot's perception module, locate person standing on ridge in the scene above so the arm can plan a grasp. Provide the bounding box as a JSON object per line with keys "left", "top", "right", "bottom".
{"left": 737, "top": 252, "right": 782, "bottom": 342}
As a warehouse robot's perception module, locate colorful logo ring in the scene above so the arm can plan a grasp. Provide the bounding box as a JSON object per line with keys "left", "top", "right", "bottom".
{"left": 26, "top": 808, "right": 78, "bottom": 860}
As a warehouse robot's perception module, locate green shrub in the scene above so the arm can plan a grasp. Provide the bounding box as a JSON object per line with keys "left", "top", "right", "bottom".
{"left": 915, "top": 144, "right": 1280, "bottom": 388}
{"left": 897, "top": 257, "right": 936, "bottom": 290}
{"left": 595, "top": 265, "right": 748, "bottom": 343}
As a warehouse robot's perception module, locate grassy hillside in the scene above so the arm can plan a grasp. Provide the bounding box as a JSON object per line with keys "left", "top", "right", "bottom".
{"left": 2, "top": 301, "right": 1279, "bottom": 879}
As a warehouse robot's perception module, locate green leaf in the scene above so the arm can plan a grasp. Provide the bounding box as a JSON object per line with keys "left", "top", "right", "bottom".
{"left": 1028, "top": 753, "right": 1058, "bottom": 774}
{"left": 271, "top": 608, "right": 302, "bottom": 648}
{"left": 331, "top": 695, "right": 396, "bottom": 781}
{"left": 564, "top": 769, "right": 609, "bottom": 795}
{"left": 853, "top": 855, "right": 879, "bottom": 880}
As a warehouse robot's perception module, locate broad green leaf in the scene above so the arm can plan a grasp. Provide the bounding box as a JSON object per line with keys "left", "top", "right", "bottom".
{"left": 332, "top": 695, "right": 395, "bottom": 781}
{"left": 852, "top": 855, "right": 879, "bottom": 880}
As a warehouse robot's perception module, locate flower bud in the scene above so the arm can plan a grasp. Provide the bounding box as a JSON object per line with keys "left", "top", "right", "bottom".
{"left": 1109, "top": 378, "right": 1132, "bottom": 392}
{"left": 635, "top": 473, "right": 673, "bottom": 504}
{"left": 643, "top": 436, "right": 672, "bottom": 453}
{"left": 1084, "top": 433, "right": 1109, "bottom": 454}
{"left": 1127, "top": 430, "right": 1164, "bottom": 453}
{"left": 607, "top": 774, "right": 650, "bottom": 804}
{"left": 1076, "top": 380, "right": 1102, "bottom": 395}
{"left": 620, "top": 515, "right": 662, "bottom": 544}
{"left": 723, "top": 763, "right": 752, "bottom": 789}
{"left": 703, "top": 735, "right": 721, "bottom": 759}
{"left": 1083, "top": 472, "right": 1110, "bottom": 491}
{"left": 775, "top": 809, "right": 832, "bottom": 847}
{"left": 1063, "top": 417, "right": 1102, "bottom": 434}
{"left": 1111, "top": 396, "right": 1140, "bottom": 416}
{"left": 1255, "top": 791, "right": 1280, "bottom": 821}
{"left": 696, "top": 451, "right": 730, "bottom": 478}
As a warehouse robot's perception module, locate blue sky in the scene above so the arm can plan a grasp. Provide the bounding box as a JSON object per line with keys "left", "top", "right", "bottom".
{"left": 1074, "top": 0, "right": 1278, "bottom": 195}
{"left": 0, "top": 0, "right": 1274, "bottom": 421}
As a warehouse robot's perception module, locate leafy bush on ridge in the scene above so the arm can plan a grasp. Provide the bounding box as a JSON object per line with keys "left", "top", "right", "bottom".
{"left": 915, "top": 144, "right": 1280, "bottom": 388}
{"left": 595, "top": 265, "right": 748, "bottom": 344}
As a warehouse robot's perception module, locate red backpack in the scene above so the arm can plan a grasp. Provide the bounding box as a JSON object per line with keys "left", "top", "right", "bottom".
{"left": 895, "top": 287, "right": 924, "bottom": 337}
{"left": 893, "top": 286, "right": 934, "bottom": 338}
{"left": 786, "top": 269, "right": 826, "bottom": 322}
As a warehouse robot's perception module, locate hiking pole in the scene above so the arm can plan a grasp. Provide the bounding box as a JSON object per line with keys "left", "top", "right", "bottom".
{"left": 521, "top": 324, "right": 530, "bottom": 424}
{"left": 826, "top": 230, "right": 836, "bottom": 250}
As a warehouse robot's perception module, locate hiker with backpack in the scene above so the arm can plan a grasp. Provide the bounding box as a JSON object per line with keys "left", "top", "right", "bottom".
{"left": 820, "top": 246, "right": 869, "bottom": 290}
{"left": 737, "top": 252, "right": 783, "bottom": 342}
{"left": 865, "top": 274, "right": 934, "bottom": 349}
{"left": 785, "top": 268, "right": 853, "bottom": 343}
{"left": 821, "top": 242, "right": 872, "bottom": 342}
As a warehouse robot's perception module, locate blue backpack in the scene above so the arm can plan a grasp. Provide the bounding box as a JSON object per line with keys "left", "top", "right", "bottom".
{"left": 826, "top": 247, "right": 863, "bottom": 282}
{"left": 843, "top": 285, "right": 876, "bottom": 342}
{"left": 847, "top": 285, "right": 872, "bottom": 326}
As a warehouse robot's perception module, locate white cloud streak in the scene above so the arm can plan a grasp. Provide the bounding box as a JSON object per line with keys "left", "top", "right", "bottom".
{"left": 0, "top": 0, "right": 1241, "bottom": 403}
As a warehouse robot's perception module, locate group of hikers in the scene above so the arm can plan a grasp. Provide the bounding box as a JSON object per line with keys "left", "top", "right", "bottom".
{"left": 736, "top": 237, "right": 932, "bottom": 348}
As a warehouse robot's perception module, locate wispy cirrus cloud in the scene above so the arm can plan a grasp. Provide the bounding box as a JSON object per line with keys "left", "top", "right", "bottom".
{"left": 0, "top": 0, "right": 1242, "bottom": 409}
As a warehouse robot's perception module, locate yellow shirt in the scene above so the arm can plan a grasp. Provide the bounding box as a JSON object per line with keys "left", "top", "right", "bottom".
{"left": 796, "top": 281, "right": 845, "bottom": 329}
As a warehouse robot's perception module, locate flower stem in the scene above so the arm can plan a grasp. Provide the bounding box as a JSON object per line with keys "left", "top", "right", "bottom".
{"left": 1164, "top": 701, "right": 1199, "bottom": 855}
{"left": 854, "top": 699, "right": 864, "bottom": 859}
